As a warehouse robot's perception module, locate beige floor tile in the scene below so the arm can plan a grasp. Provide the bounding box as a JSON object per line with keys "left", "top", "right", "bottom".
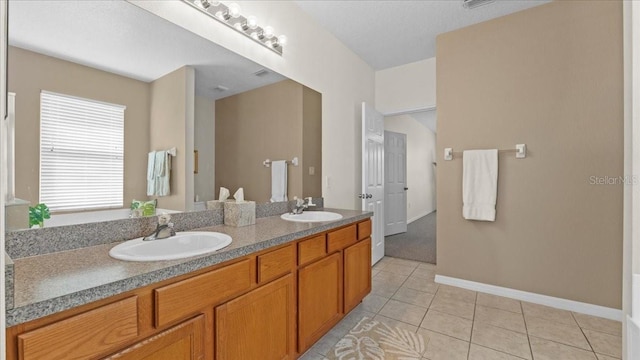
{"left": 430, "top": 295, "right": 475, "bottom": 320}
{"left": 374, "top": 270, "right": 409, "bottom": 285}
{"left": 436, "top": 285, "right": 477, "bottom": 304}
{"left": 417, "top": 262, "right": 437, "bottom": 271}
{"left": 582, "top": 329, "right": 622, "bottom": 358}
{"left": 529, "top": 336, "right": 598, "bottom": 360}
{"left": 471, "top": 322, "right": 532, "bottom": 360}
{"left": 371, "top": 268, "right": 381, "bottom": 277}
{"left": 476, "top": 293, "right": 522, "bottom": 314}
{"left": 392, "top": 287, "right": 435, "bottom": 308}
{"left": 373, "top": 314, "right": 419, "bottom": 333}
{"left": 372, "top": 279, "right": 401, "bottom": 298}
{"left": 383, "top": 263, "right": 418, "bottom": 276}
{"left": 522, "top": 302, "right": 576, "bottom": 326}
{"left": 417, "top": 329, "right": 469, "bottom": 360}
{"left": 468, "top": 344, "right": 526, "bottom": 360}
{"left": 378, "top": 299, "right": 428, "bottom": 326}
{"left": 411, "top": 267, "right": 437, "bottom": 280}
{"left": 573, "top": 313, "right": 622, "bottom": 337}
{"left": 403, "top": 276, "right": 440, "bottom": 294}
{"left": 474, "top": 305, "right": 526, "bottom": 333}
{"left": 389, "top": 257, "right": 422, "bottom": 268}
{"left": 298, "top": 350, "right": 328, "bottom": 360}
{"left": 595, "top": 353, "right": 620, "bottom": 360}
{"left": 420, "top": 309, "right": 473, "bottom": 341}
{"left": 361, "top": 293, "right": 389, "bottom": 313}
{"left": 525, "top": 316, "right": 590, "bottom": 350}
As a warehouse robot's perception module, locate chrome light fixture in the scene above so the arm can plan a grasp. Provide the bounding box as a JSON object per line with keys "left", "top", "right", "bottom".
{"left": 183, "top": 0, "right": 287, "bottom": 55}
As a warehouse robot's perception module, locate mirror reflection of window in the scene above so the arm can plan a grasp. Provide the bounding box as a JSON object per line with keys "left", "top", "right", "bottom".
{"left": 39, "top": 91, "right": 125, "bottom": 212}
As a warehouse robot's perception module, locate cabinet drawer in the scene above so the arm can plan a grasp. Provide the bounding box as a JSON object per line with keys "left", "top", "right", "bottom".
{"left": 358, "top": 219, "right": 372, "bottom": 240}
{"left": 298, "top": 235, "right": 326, "bottom": 265}
{"left": 327, "top": 225, "right": 357, "bottom": 253}
{"left": 154, "top": 259, "right": 253, "bottom": 327}
{"left": 18, "top": 296, "right": 138, "bottom": 360}
{"left": 258, "top": 245, "right": 294, "bottom": 284}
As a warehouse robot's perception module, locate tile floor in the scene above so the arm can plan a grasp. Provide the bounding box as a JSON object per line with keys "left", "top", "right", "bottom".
{"left": 299, "top": 256, "right": 622, "bottom": 360}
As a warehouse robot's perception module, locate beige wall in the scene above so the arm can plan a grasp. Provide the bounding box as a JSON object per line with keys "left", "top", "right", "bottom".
{"left": 129, "top": 1, "right": 375, "bottom": 210}
{"left": 215, "top": 80, "right": 323, "bottom": 203}
{"left": 384, "top": 115, "right": 436, "bottom": 221}
{"left": 437, "top": 1, "right": 623, "bottom": 308}
{"left": 194, "top": 96, "right": 215, "bottom": 202}
{"left": 150, "top": 66, "right": 195, "bottom": 211}
{"left": 302, "top": 86, "right": 322, "bottom": 199}
{"left": 375, "top": 58, "right": 436, "bottom": 114}
{"left": 8, "top": 46, "right": 150, "bottom": 208}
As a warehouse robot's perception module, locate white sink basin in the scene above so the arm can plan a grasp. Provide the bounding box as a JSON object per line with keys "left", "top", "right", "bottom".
{"left": 109, "top": 231, "right": 232, "bottom": 262}
{"left": 280, "top": 211, "right": 343, "bottom": 223}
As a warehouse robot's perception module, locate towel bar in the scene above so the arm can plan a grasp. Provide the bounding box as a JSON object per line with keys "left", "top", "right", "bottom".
{"left": 263, "top": 157, "right": 299, "bottom": 167}
{"left": 444, "top": 144, "right": 526, "bottom": 161}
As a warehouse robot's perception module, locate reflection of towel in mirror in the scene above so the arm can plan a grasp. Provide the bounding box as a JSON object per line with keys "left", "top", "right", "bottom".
{"left": 146, "top": 151, "right": 156, "bottom": 196}
{"left": 154, "top": 151, "right": 171, "bottom": 196}
{"left": 270, "top": 160, "right": 288, "bottom": 202}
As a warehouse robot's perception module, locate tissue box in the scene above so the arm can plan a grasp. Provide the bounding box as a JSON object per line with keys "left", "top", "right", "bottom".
{"left": 224, "top": 201, "right": 256, "bottom": 227}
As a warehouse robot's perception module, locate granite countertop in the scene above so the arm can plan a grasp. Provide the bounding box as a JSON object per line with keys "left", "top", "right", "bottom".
{"left": 6, "top": 209, "right": 372, "bottom": 327}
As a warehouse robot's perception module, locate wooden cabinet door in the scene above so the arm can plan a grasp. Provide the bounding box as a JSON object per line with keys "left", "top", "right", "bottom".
{"left": 298, "top": 252, "right": 342, "bottom": 352}
{"left": 344, "top": 238, "right": 372, "bottom": 313}
{"left": 216, "top": 274, "right": 295, "bottom": 360}
{"left": 102, "top": 315, "right": 204, "bottom": 360}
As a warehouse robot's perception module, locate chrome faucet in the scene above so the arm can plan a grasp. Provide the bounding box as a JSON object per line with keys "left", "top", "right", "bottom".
{"left": 291, "top": 197, "right": 316, "bottom": 214}
{"left": 143, "top": 213, "right": 176, "bottom": 241}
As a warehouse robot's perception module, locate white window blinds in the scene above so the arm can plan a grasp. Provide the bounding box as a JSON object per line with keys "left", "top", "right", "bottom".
{"left": 40, "top": 91, "right": 125, "bottom": 212}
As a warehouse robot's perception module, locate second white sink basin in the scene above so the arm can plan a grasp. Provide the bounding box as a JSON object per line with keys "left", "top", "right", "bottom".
{"left": 281, "top": 211, "right": 343, "bottom": 223}
{"left": 109, "top": 231, "right": 232, "bottom": 262}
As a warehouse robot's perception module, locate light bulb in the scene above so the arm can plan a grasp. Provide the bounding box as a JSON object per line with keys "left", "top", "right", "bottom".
{"left": 228, "top": 3, "right": 241, "bottom": 18}
{"left": 277, "top": 35, "right": 287, "bottom": 46}
{"left": 246, "top": 16, "right": 258, "bottom": 30}
{"left": 250, "top": 31, "right": 259, "bottom": 40}
{"left": 263, "top": 26, "right": 274, "bottom": 39}
{"left": 265, "top": 39, "right": 274, "bottom": 48}
{"left": 234, "top": 22, "right": 243, "bottom": 31}
{"left": 215, "top": 10, "right": 227, "bottom": 20}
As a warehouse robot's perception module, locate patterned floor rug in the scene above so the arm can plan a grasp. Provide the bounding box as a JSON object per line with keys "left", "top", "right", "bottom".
{"left": 325, "top": 317, "right": 427, "bottom": 360}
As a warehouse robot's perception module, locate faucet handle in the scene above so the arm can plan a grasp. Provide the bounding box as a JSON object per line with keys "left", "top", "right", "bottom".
{"left": 305, "top": 197, "right": 316, "bottom": 207}
{"left": 295, "top": 197, "right": 305, "bottom": 207}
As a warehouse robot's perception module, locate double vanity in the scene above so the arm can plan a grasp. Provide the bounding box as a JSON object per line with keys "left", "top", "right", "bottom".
{"left": 4, "top": 207, "right": 372, "bottom": 360}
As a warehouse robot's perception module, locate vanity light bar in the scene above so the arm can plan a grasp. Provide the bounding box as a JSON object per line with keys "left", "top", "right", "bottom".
{"left": 182, "top": 0, "right": 286, "bottom": 56}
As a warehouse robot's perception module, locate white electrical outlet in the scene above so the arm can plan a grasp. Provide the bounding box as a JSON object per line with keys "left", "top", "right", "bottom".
{"left": 309, "top": 166, "right": 315, "bottom": 175}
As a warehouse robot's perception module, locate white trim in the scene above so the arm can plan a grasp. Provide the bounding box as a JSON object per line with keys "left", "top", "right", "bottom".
{"left": 435, "top": 275, "right": 623, "bottom": 322}
{"left": 407, "top": 210, "right": 435, "bottom": 224}
{"left": 383, "top": 105, "right": 436, "bottom": 117}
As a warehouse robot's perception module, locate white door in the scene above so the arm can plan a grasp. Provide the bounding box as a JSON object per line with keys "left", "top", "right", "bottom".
{"left": 362, "top": 102, "right": 384, "bottom": 265}
{"left": 384, "top": 131, "right": 407, "bottom": 236}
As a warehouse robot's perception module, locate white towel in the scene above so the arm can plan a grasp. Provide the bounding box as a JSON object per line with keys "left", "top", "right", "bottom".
{"left": 154, "top": 151, "right": 171, "bottom": 196}
{"left": 270, "top": 160, "right": 288, "bottom": 202}
{"left": 462, "top": 149, "right": 498, "bottom": 221}
{"left": 146, "top": 151, "right": 156, "bottom": 196}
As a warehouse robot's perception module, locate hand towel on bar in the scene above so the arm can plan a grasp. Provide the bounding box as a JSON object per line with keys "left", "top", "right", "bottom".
{"left": 270, "top": 160, "right": 288, "bottom": 202}
{"left": 146, "top": 151, "right": 156, "bottom": 196}
{"left": 154, "top": 150, "right": 171, "bottom": 196}
{"left": 462, "top": 149, "right": 498, "bottom": 221}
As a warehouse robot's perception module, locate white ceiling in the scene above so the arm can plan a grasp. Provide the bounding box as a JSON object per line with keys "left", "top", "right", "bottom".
{"left": 8, "top": 0, "right": 285, "bottom": 100}
{"left": 295, "top": 0, "right": 551, "bottom": 70}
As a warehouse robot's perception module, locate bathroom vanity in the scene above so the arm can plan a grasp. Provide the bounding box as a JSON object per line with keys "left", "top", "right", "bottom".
{"left": 4, "top": 210, "right": 372, "bottom": 360}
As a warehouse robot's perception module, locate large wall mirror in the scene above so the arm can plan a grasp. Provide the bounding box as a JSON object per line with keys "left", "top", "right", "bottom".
{"left": 6, "top": 0, "right": 321, "bottom": 231}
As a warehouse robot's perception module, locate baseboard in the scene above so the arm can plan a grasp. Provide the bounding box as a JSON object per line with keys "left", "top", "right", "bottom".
{"left": 435, "top": 275, "right": 623, "bottom": 321}
{"left": 407, "top": 210, "right": 435, "bottom": 224}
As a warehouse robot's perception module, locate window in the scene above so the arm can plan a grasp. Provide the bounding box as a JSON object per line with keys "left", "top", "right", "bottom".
{"left": 40, "top": 91, "right": 125, "bottom": 212}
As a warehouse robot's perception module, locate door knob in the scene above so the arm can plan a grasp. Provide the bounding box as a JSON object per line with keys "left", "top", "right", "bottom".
{"left": 404, "top": 187, "right": 408, "bottom": 190}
